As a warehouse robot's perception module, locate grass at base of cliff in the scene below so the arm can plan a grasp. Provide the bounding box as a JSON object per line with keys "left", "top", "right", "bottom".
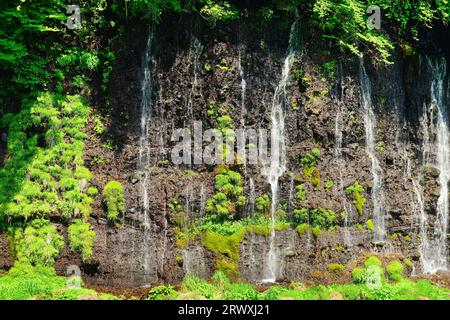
{"left": 0, "top": 263, "right": 118, "bottom": 300}
{"left": 148, "top": 272, "right": 450, "bottom": 300}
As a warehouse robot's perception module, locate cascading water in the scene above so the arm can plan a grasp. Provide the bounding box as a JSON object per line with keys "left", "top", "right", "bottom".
{"left": 359, "top": 57, "right": 386, "bottom": 242}
{"left": 239, "top": 48, "right": 247, "bottom": 127}
{"left": 199, "top": 183, "right": 206, "bottom": 217}
{"left": 138, "top": 29, "right": 155, "bottom": 282}
{"left": 334, "top": 66, "right": 352, "bottom": 245}
{"left": 262, "top": 16, "right": 299, "bottom": 283}
{"left": 247, "top": 177, "right": 256, "bottom": 217}
{"left": 419, "top": 57, "right": 449, "bottom": 274}
{"left": 186, "top": 36, "right": 203, "bottom": 119}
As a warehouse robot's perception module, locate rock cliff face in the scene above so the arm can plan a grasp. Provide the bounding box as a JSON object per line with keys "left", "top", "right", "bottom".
{"left": 32, "top": 15, "right": 448, "bottom": 288}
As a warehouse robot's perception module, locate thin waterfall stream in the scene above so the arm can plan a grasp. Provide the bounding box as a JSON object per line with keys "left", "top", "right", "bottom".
{"left": 358, "top": 58, "right": 386, "bottom": 242}
{"left": 419, "top": 57, "right": 449, "bottom": 274}
{"left": 138, "top": 29, "right": 154, "bottom": 282}
{"left": 262, "top": 16, "right": 299, "bottom": 283}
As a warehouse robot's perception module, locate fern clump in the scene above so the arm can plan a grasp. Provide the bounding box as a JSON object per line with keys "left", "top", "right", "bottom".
{"left": 206, "top": 169, "right": 245, "bottom": 220}
{"left": 68, "top": 219, "right": 95, "bottom": 261}
{"left": 345, "top": 181, "right": 366, "bottom": 215}
{"left": 102, "top": 181, "right": 125, "bottom": 221}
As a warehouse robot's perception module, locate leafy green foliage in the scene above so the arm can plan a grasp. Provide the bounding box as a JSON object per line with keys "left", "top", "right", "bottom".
{"left": 0, "top": 263, "right": 65, "bottom": 300}
{"left": 386, "top": 261, "right": 404, "bottom": 281}
{"left": 206, "top": 168, "right": 245, "bottom": 220}
{"left": 222, "top": 283, "right": 260, "bottom": 300}
{"left": 0, "top": 94, "right": 93, "bottom": 222}
{"left": 200, "top": 1, "right": 239, "bottom": 25}
{"left": 13, "top": 219, "right": 64, "bottom": 267}
{"left": 312, "top": 0, "right": 394, "bottom": 64}
{"left": 295, "top": 184, "right": 307, "bottom": 206}
{"left": 102, "top": 180, "right": 125, "bottom": 221}
{"left": 0, "top": 262, "right": 118, "bottom": 300}
{"left": 293, "top": 207, "right": 337, "bottom": 229}
{"left": 148, "top": 285, "right": 178, "bottom": 300}
{"left": 68, "top": 219, "right": 95, "bottom": 261}
{"left": 300, "top": 148, "right": 321, "bottom": 189}
{"left": 351, "top": 267, "right": 366, "bottom": 284}
{"left": 365, "top": 256, "right": 382, "bottom": 267}
{"left": 255, "top": 194, "right": 271, "bottom": 216}
{"left": 365, "top": 219, "right": 374, "bottom": 231}
{"left": 345, "top": 181, "right": 366, "bottom": 215}
{"left": 181, "top": 275, "right": 217, "bottom": 299}
{"left": 327, "top": 263, "right": 345, "bottom": 274}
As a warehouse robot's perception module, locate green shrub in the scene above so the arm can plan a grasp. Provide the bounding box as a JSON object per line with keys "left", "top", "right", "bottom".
{"left": 300, "top": 149, "right": 321, "bottom": 189}
{"left": 296, "top": 223, "right": 310, "bottom": 235}
{"left": 0, "top": 263, "right": 65, "bottom": 300}
{"left": 295, "top": 184, "right": 306, "bottom": 206}
{"left": 263, "top": 285, "right": 289, "bottom": 300}
{"left": 148, "top": 285, "right": 178, "bottom": 300}
{"left": 200, "top": 0, "right": 239, "bottom": 25}
{"left": 327, "top": 263, "right": 345, "bottom": 274}
{"left": 351, "top": 267, "right": 366, "bottom": 284}
{"left": 102, "top": 181, "right": 125, "bottom": 221}
{"left": 14, "top": 219, "right": 64, "bottom": 267}
{"left": 364, "top": 256, "right": 382, "bottom": 268}
{"left": 365, "top": 265, "right": 385, "bottom": 285}
{"left": 211, "top": 270, "right": 230, "bottom": 288}
{"left": 181, "top": 275, "right": 217, "bottom": 299}
{"left": 201, "top": 230, "right": 244, "bottom": 278}
{"left": 255, "top": 194, "right": 271, "bottom": 216}
{"left": 87, "top": 186, "right": 99, "bottom": 196}
{"left": 403, "top": 258, "right": 412, "bottom": 269}
{"left": 365, "top": 219, "right": 374, "bottom": 231}
{"left": 206, "top": 169, "right": 245, "bottom": 220}
{"left": 386, "top": 261, "right": 404, "bottom": 281}
{"left": 68, "top": 219, "right": 95, "bottom": 261}
{"left": 223, "top": 283, "right": 260, "bottom": 300}
{"left": 345, "top": 181, "right": 366, "bottom": 215}
{"left": 0, "top": 94, "right": 92, "bottom": 222}
{"left": 293, "top": 208, "right": 308, "bottom": 225}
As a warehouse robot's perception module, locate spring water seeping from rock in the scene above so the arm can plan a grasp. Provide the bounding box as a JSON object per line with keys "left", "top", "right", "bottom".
{"left": 419, "top": 57, "right": 449, "bottom": 274}
{"left": 239, "top": 47, "right": 247, "bottom": 127}
{"left": 262, "top": 16, "right": 300, "bottom": 283}
{"left": 334, "top": 65, "right": 352, "bottom": 245}
{"left": 138, "top": 29, "right": 157, "bottom": 283}
{"left": 358, "top": 57, "right": 386, "bottom": 242}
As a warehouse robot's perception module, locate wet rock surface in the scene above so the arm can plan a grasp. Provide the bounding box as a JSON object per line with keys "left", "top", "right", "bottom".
{"left": 45, "top": 16, "right": 450, "bottom": 288}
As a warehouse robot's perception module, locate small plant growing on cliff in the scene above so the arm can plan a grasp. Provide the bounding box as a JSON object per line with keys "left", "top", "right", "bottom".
{"left": 300, "top": 148, "right": 321, "bottom": 189}
{"left": 293, "top": 208, "right": 308, "bottom": 225}
{"left": 102, "top": 181, "right": 125, "bottom": 221}
{"left": 325, "top": 180, "right": 334, "bottom": 189}
{"left": 365, "top": 256, "right": 382, "bottom": 268}
{"left": 327, "top": 263, "right": 345, "bottom": 274}
{"left": 365, "top": 219, "right": 374, "bottom": 232}
{"left": 68, "top": 219, "right": 95, "bottom": 261}
{"left": 206, "top": 168, "right": 245, "bottom": 220}
{"left": 403, "top": 258, "right": 413, "bottom": 269}
{"left": 295, "top": 184, "right": 307, "bottom": 206}
{"left": 345, "top": 181, "right": 365, "bottom": 215}
{"left": 169, "top": 198, "right": 189, "bottom": 229}
{"left": 351, "top": 267, "right": 366, "bottom": 284}
{"left": 14, "top": 219, "right": 64, "bottom": 267}
{"left": 255, "top": 194, "right": 271, "bottom": 216}
{"left": 386, "top": 261, "right": 404, "bottom": 281}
